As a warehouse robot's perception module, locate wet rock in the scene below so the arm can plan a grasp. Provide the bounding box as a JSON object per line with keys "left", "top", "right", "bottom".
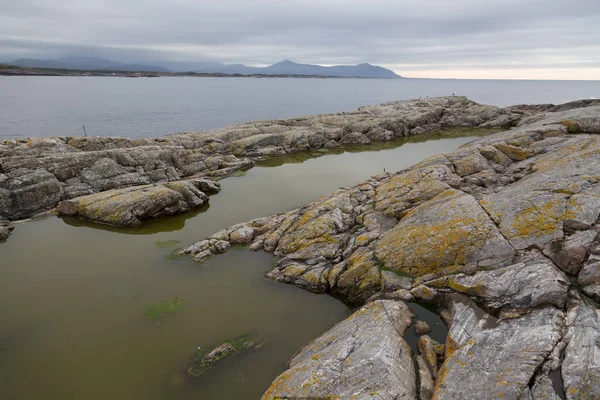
{"left": 261, "top": 300, "right": 417, "bottom": 400}
{"left": 414, "top": 320, "right": 431, "bottom": 335}
{"left": 187, "top": 335, "right": 256, "bottom": 378}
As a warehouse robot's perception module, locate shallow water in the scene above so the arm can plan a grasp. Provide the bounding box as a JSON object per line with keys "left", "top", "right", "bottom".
{"left": 0, "top": 131, "right": 477, "bottom": 399}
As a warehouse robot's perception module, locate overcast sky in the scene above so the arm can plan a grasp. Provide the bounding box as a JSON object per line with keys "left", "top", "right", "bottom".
{"left": 1, "top": 0, "right": 599, "bottom": 79}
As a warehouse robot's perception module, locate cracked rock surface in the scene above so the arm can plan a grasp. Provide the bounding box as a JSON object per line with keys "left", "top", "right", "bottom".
{"left": 261, "top": 300, "right": 418, "bottom": 400}
{"left": 180, "top": 102, "right": 600, "bottom": 399}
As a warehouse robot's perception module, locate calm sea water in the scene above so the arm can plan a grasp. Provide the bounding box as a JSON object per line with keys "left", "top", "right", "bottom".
{"left": 1, "top": 76, "right": 598, "bottom": 139}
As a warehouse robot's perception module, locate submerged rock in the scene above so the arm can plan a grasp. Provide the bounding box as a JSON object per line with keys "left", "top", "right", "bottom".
{"left": 187, "top": 335, "right": 257, "bottom": 378}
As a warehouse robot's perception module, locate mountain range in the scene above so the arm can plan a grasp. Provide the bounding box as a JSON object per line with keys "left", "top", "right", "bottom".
{"left": 6, "top": 57, "right": 400, "bottom": 78}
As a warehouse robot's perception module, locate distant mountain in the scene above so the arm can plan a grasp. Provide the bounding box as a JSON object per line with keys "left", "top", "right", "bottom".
{"left": 169, "top": 60, "right": 400, "bottom": 78}
{"left": 7, "top": 57, "right": 400, "bottom": 78}
{"left": 262, "top": 60, "right": 399, "bottom": 78}
{"left": 9, "top": 57, "right": 169, "bottom": 72}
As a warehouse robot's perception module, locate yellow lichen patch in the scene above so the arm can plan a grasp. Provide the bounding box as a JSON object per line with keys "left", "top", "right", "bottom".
{"left": 376, "top": 189, "right": 509, "bottom": 276}
{"left": 509, "top": 198, "right": 572, "bottom": 241}
{"left": 493, "top": 143, "right": 537, "bottom": 161}
{"left": 557, "top": 120, "right": 582, "bottom": 133}
{"left": 374, "top": 167, "right": 449, "bottom": 218}
{"left": 336, "top": 249, "right": 381, "bottom": 296}
{"left": 277, "top": 212, "right": 340, "bottom": 254}
{"left": 446, "top": 279, "right": 487, "bottom": 296}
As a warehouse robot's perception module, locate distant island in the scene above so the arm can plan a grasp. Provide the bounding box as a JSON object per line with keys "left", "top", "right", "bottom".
{"left": 1, "top": 57, "right": 400, "bottom": 79}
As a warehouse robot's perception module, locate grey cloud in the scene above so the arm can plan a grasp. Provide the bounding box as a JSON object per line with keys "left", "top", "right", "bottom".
{"left": 0, "top": 0, "right": 599, "bottom": 72}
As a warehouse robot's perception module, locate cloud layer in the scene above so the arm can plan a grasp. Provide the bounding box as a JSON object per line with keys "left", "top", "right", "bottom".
{"left": 1, "top": 0, "right": 599, "bottom": 78}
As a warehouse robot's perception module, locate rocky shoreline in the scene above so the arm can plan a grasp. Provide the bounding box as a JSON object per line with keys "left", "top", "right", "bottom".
{"left": 1, "top": 96, "right": 599, "bottom": 399}
{"left": 178, "top": 101, "right": 600, "bottom": 399}
{"left": 3, "top": 96, "right": 586, "bottom": 241}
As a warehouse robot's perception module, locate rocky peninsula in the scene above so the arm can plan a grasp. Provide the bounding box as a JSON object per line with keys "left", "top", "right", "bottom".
{"left": 1, "top": 96, "right": 599, "bottom": 399}
{"left": 176, "top": 100, "right": 600, "bottom": 399}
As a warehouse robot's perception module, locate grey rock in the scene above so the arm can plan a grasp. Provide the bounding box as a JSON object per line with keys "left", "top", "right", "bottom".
{"left": 416, "top": 355, "right": 435, "bottom": 400}
{"left": 543, "top": 230, "right": 598, "bottom": 275}
{"left": 433, "top": 296, "right": 564, "bottom": 400}
{"left": 380, "top": 270, "right": 412, "bottom": 291}
{"left": 375, "top": 189, "right": 516, "bottom": 277}
{"left": 0, "top": 223, "right": 13, "bottom": 241}
{"left": 418, "top": 335, "right": 440, "bottom": 378}
{"left": 562, "top": 302, "right": 600, "bottom": 400}
{"left": 414, "top": 320, "right": 431, "bottom": 335}
{"left": 261, "top": 300, "right": 417, "bottom": 400}
{"left": 430, "top": 257, "right": 569, "bottom": 310}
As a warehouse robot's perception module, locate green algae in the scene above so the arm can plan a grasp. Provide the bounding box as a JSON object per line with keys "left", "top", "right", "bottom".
{"left": 144, "top": 298, "right": 184, "bottom": 319}
{"left": 153, "top": 239, "right": 181, "bottom": 248}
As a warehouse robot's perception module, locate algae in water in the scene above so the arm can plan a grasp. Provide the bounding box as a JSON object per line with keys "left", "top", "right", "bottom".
{"left": 144, "top": 298, "right": 184, "bottom": 319}
{"left": 154, "top": 239, "right": 181, "bottom": 248}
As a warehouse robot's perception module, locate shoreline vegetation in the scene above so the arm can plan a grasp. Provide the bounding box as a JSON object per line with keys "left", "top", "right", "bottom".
{"left": 0, "top": 63, "right": 394, "bottom": 79}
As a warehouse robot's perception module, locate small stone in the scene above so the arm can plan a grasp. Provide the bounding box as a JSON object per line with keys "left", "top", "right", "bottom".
{"left": 229, "top": 226, "right": 255, "bottom": 244}
{"left": 193, "top": 250, "right": 212, "bottom": 263}
{"left": 410, "top": 285, "right": 439, "bottom": 302}
{"left": 414, "top": 320, "right": 431, "bottom": 335}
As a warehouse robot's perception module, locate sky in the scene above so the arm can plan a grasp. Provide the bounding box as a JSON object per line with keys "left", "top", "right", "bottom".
{"left": 1, "top": 0, "right": 599, "bottom": 80}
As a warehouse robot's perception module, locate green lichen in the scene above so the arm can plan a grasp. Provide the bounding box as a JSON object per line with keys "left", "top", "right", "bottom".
{"left": 144, "top": 298, "right": 184, "bottom": 319}
{"left": 225, "top": 335, "right": 252, "bottom": 351}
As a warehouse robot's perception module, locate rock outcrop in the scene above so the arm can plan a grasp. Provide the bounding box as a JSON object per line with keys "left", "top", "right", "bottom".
{"left": 262, "top": 300, "right": 419, "bottom": 400}
{"left": 56, "top": 178, "right": 219, "bottom": 227}
{"left": 181, "top": 103, "right": 600, "bottom": 399}
{"left": 0, "top": 220, "right": 13, "bottom": 241}
{"left": 1, "top": 96, "right": 524, "bottom": 229}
